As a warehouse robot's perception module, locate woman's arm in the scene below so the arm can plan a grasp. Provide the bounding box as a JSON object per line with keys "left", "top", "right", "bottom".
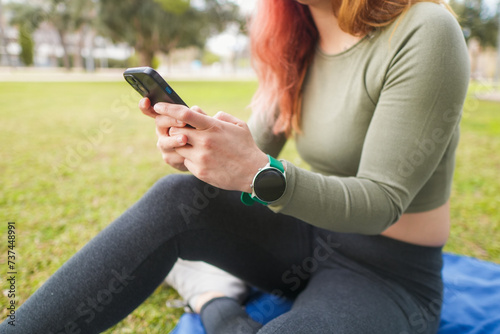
{"left": 267, "top": 8, "right": 470, "bottom": 234}
{"left": 247, "top": 110, "right": 287, "bottom": 158}
{"left": 153, "top": 6, "right": 469, "bottom": 236}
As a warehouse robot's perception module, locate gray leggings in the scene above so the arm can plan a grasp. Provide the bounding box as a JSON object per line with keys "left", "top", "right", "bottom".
{"left": 0, "top": 175, "right": 444, "bottom": 334}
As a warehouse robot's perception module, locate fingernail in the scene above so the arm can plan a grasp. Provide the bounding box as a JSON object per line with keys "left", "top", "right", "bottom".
{"left": 176, "top": 119, "right": 183, "bottom": 125}
{"left": 177, "top": 136, "right": 184, "bottom": 144}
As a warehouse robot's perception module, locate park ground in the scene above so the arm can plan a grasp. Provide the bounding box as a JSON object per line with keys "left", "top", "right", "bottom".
{"left": 0, "top": 78, "right": 499, "bottom": 332}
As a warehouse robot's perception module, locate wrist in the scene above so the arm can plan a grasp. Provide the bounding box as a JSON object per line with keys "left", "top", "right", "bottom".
{"left": 243, "top": 151, "right": 268, "bottom": 193}
{"left": 241, "top": 154, "right": 287, "bottom": 206}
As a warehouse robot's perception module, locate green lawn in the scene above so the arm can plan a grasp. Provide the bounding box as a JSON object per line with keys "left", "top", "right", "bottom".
{"left": 0, "top": 80, "right": 499, "bottom": 332}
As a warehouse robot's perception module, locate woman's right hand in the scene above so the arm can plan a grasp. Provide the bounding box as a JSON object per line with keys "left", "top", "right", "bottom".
{"left": 139, "top": 98, "right": 203, "bottom": 171}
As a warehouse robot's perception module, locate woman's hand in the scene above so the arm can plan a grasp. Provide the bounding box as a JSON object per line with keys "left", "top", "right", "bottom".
{"left": 139, "top": 98, "right": 195, "bottom": 171}
{"left": 153, "top": 102, "right": 268, "bottom": 192}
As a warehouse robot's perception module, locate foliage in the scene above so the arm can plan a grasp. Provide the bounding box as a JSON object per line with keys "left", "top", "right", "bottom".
{"left": 201, "top": 49, "right": 221, "bottom": 65}
{"left": 7, "top": 0, "right": 96, "bottom": 69}
{"left": 98, "top": 0, "right": 241, "bottom": 66}
{"left": 6, "top": 2, "right": 40, "bottom": 66}
{"left": 450, "top": 0, "right": 499, "bottom": 48}
{"left": 154, "top": 0, "right": 190, "bottom": 15}
{"left": 7, "top": 0, "right": 242, "bottom": 69}
{"left": 18, "top": 24, "right": 34, "bottom": 66}
{"left": 6, "top": 2, "right": 44, "bottom": 31}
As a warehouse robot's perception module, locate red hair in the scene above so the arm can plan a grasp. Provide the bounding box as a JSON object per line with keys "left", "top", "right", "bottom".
{"left": 250, "top": 0, "right": 454, "bottom": 136}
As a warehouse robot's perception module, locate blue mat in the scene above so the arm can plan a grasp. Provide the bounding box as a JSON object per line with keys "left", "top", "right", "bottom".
{"left": 170, "top": 253, "right": 500, "bottom": 334}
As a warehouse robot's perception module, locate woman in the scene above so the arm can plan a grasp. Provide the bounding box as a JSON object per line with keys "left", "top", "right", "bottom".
{"left": 1, "top": 0, "right": 469, "bottom": 333}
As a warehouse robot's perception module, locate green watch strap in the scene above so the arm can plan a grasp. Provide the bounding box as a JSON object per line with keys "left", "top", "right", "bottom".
{"left": 268, "top": 155, "right": 285, "bottom": 172}
{"left": 240, "top": 155, "right": 285, "bottom": 206}
{"left": 240, "top": 192, "right": 267, "bottom": 206}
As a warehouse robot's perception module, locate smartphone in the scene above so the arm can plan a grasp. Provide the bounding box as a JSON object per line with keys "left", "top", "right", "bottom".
{"left": 123, "top": 67, "right": 188, "bottom": 107}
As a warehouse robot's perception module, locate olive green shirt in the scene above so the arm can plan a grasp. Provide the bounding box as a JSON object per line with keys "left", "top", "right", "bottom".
{"left": 248, "top": 3, "right": 470, "bottom": 234}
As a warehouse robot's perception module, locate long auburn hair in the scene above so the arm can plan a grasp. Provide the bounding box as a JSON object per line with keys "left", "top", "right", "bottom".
{"left": 250, "top": 0, "right": 454, "bottom": 136}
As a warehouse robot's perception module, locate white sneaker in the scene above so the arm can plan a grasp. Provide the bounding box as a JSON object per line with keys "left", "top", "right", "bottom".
{"left": 165, "top": 259, "right": 249, "bottom": 312}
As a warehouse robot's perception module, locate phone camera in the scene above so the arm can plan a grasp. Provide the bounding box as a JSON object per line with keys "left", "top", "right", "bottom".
{"left": 125, "top": 75, "right": 149, "bottom": 95}
{"left": 125, "top": 75, "right": 137, "bottom": 86}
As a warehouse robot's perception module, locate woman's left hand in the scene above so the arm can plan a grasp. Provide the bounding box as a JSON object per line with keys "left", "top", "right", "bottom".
{"left": 154, "top": 103, "right": 268, "bottom": 193}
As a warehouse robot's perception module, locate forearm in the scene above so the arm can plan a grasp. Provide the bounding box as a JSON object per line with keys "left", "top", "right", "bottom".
{"left": 268, "top": 162, "right": 399, "bottom": 234}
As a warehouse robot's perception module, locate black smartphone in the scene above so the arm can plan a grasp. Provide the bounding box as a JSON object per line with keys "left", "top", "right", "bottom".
{"left": 123, "top": 67, "right": 188, "bottom": 107}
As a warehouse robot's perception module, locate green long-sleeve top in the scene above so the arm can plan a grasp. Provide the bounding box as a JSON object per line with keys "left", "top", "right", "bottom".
{"left": 248, "top": 2, "right": 470, "bottom": 235}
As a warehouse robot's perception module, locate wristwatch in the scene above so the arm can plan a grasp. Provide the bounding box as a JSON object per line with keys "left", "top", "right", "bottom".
{"left": 241, "top": 155, "right": 287, "bottom": 206}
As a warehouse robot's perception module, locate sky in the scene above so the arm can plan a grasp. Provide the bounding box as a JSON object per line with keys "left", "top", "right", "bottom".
{"left": 206, "top": 0, "right": 257, "bottom": 57}
{"left": 233, "top": 0, "right": 257, "bottom": 14}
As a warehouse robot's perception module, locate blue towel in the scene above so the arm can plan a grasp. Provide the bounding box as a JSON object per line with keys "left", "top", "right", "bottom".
{"left": 170, "top": 253, "right": 500, "bottom": 334}
{"left": 439, "top": 253, "right": 500, "bottom": 333}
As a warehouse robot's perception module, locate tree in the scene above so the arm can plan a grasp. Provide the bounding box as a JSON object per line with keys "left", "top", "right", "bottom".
{"left": 450, "top": 0, "right": 498, "bottom": 48}
{"left": 6, "top": 2, "right": 43, "bottom": 67}
{"left": 98, "top": 0, "right": 241, "bottom": 67}
{"left": 43, "top": 0, "right": 96, "bottom": 70}
{"left": 65, "top": 0, "right": 96, "bottom": 70}
{"left": 7, "top": 0, "right": 96, "bottom": 70}
{"left": 18, "top": 24, "right": 34, "bottom": 66}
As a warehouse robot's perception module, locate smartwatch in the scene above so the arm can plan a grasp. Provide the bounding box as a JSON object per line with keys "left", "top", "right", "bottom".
{"left": 241, "top": 155, "right": 287, "bottom": 206}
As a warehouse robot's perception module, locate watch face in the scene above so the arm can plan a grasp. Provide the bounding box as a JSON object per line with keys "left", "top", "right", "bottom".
{"left": 254, "top": 168, "right": 286, "bottom": 202}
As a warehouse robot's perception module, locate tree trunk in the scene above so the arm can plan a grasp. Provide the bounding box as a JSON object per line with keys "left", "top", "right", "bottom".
{"left": 137, "top": 49, "right": 154, "bottom": 67}
{"left": 73, "top": 26, "right": 87, "bottom": 70}
{"left": 57, "top": 28, "right": 71, "bottom": 70}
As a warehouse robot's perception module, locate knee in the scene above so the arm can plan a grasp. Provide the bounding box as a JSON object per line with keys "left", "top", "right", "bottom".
{"left": 147, "top": 174, "right": 198, "bottom": 205}
{"left": 147, "top": 174, "right": 221, "bottom": 215}
{"left": 150, "top": 174, "right": 195, "bottom": 195}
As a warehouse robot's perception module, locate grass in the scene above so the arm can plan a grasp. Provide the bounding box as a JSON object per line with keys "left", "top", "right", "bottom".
{"left": 445, "top": 82, "right": 500, "bottom": 260}
{"left": 0, "top": 79, "right": 499, "bottom": 332}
